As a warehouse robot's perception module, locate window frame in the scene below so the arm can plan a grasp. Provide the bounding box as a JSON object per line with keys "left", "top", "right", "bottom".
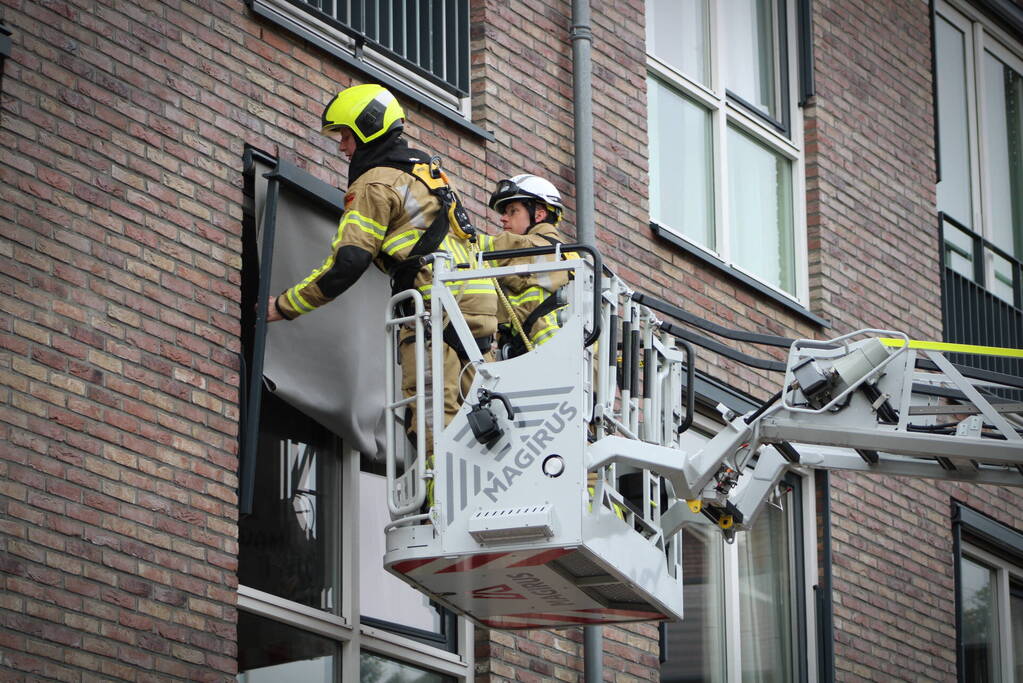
{"left": 646, "top": 0, "right": 810, "bottom": 306}
{"left": 238, "top": 147, "right": 474, "bottom": 682}
{"left": 660, "top": 411, "right": 817, "bottom": 682}
{"left": 952, "top": 502, "right": 1023, "bottom": 682}
{"left": 935, "top": 0, "right": 1023, "bottom": 305}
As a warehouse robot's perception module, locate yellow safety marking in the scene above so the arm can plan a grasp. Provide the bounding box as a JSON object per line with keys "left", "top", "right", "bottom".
{"left": 718, "top": 515, "right": 733, "bottom": 530}
{"left": 878, "top": 338, "right": 1023, "bottom": 358}
{"left": 687, "top": 499, "right": 702, "bottom": 514}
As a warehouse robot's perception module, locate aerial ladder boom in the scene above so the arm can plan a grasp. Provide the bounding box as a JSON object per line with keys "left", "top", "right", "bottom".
{"left": 381, "top": 244, "right": 1023, "bottom": 630}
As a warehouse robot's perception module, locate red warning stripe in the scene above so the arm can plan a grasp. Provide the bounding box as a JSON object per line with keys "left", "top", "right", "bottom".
{"left": 579, "top": 607, "right": 667, "bottom": 619}
{"left": 477, "top": 618, "right": 554, "bottom": 629}
{"left": 488, "top": 611, "right": 627, "bottom": 625}
{"left": 390, "top": 557, "right": 438, "bottom": 575}
{"left": 435, "top": 551, "right": 511, "bottom": 573}
{"left": 506, "top": 548, "right": 575, "bottom": 568}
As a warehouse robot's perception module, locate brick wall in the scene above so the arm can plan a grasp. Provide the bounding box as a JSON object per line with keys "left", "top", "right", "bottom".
{"left": 0, "top": 0, "right": 255, "bottom": 679}
{"left": 809, "top": 0, "right": 1023, "bottom": 680}
{"left": 3, "top": 0, "right": 1022, "bottom": 681}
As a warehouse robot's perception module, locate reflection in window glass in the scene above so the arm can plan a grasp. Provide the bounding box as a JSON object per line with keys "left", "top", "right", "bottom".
{"left": 359, "top": 471, "right": 443, "bottom": 632}
{"left": 935, "top": 16, "right": 975, "bottom": 229}
{"left": 239, "top": 390, "right": 342, "bottom": 612}
{"left": 360, "top": 651, "right": 455, "bottom": 683}
{"left": 662, "top": 525, "right": 726, "bottom": 683}
{"left": 982, "top": 52, "right": 1023, "bottom": 260}
{"left": 648, "top": 77, "right": 715, "bottom": 249}
{"left": 944, "top": 219, "right": 976, "bottom": 279}
{"left": 737, "top": 499, "right": 794, "bottom": 683}
{"left": 646, "top": 0, "right": 710, "bottom": 85}
{"left": 961, "top": 557, "right": 1001, "bottom": 683}
{"left": 237, "top": 611, "right": 335, "bottom": 683}
{"left": 728, "top": 127, "right": 795, "bottom": 293}
{"left": 1011, "top": 583, "right": 1023, "bottom": 682}
{"left": 726, "top": 0, "right": 780, "bottom": 118}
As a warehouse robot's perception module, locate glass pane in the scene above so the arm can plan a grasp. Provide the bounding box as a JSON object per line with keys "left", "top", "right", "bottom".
{"left": 990, "top": 248, "right": 1015, "bottom": 304}
{"left": 661, "top": 526, "right": 726, "bottom": 682}
{"left": 935, "top": 16, "right": 974, "bottom": 228}
{"left": 944, "top": 219, "right": 976, "bottom": 279}
{"left": 727, "top": 126, "right": 795, "bottom": 293}
{"left": 737, "top": 499, "right": 794, "bottom": 683}
{"left": 360, "top": 651, "right": 455, "bottom": 682}
{"left": 648, "top": 77, "right": 715, "bottom": 248}
{"left": 360, "top": 470, "right": 444, "bottom": 632}
{"left": 239, "top": 390, "right": 342, "bottom": 611}
{"left": 647, "top": 0, "right": 710, "bottom": 84}
{"left": 237, "top": 611, "right": 335, "bottom": 682}
{"left": 961, "top": 557, "right": 1001, "bottom": 683}
{"left": 982, "top": 51, "right": 1023, "bottom": 260}
{"left": 1011, "top": 583, "right": 1023, "bottom": 683}
{"left": 725, "top": 0, "right": 780, "bottom": 118}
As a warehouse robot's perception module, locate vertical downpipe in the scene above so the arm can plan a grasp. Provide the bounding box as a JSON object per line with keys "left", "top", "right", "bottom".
{"left": 571, "top": 0, "right": 601, "bottom": 680}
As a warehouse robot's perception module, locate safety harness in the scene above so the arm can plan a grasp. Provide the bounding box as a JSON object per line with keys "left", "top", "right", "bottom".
{"left": 390, "top": 156, "right": 493, "bottom": 360}
{"left": 498, "top": 233, "right": 570, "bottom": 358}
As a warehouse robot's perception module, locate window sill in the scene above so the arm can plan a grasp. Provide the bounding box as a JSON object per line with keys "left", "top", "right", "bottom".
{"left": 650, "top": 222, "right": 830, "bottom": 329}
{"left": 246, "top": 0, "right": 494, "bottom": 142}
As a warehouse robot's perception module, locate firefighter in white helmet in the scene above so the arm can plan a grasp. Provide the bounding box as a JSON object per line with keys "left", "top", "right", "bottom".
{"left": 267, "top": 83, "right": 497, "bottom": 450}
{"left": 480, "top": 174, "right": 570, "bottom": 358}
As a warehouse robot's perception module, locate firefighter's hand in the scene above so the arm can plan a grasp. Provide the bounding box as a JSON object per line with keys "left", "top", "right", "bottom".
{"left": 266, "top": 296, "right": 284, "bottom": 323}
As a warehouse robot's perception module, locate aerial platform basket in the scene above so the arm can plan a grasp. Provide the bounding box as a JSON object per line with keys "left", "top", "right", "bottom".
{"left": 381, "top": 247, "right": 686, "bottom": 629}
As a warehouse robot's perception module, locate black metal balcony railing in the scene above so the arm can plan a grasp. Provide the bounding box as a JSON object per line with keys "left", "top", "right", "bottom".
{"left": 300, "top": 0, "right": 470, "bottom": 97}
{"left": 941, "top": 215, "right": 1023, "bottom": 386}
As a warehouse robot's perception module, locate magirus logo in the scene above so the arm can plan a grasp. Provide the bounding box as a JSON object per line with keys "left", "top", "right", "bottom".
{"left": 444, "top": 387, "right": 578, "bottom": 521}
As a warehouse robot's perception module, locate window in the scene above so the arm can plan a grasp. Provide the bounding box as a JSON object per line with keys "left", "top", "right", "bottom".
{"left": 245, "top": 0, "right": 479, "bottom": 129}
{"left": 661, "top": 469, "right": 809, "bottom": 682}
{"left": 238, "top": 149, "right": 473, "bottom": 681}
{"left": 953, "top": 504, "right": 1023, "bottom": 682}
{"left": 936, "top": 0, "right": 1023, "bottom": 306}
{"left": 646, "top": 0, "right": 807, "bottom": 301}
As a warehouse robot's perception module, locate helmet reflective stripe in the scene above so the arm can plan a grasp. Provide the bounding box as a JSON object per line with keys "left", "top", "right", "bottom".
{"left": 321, "top": 84, "right": 405, "bottom": 143}
{"left": 488, "top": 174, "right": 564, "bottom": 216}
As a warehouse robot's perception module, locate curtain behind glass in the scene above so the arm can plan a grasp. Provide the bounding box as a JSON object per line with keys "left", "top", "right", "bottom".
{"left": 646, "top": 0, "right": 710, "bottom": 85}
{"left": 737, "top": 500, "right": 794, "bottom": 683}
{"left": 935, "top": 16, "right": 974, "bottom": 229}
{"left": 725, "top": 0, "right": 779, "bottom": 118}
{"left": 982, "top": 52, "right": 1022, "bottom": 260}
{"left": 662, "top": 525, "right": 727, "bottom": 682}
{"left": 727, "top": 127, "right": 795, "bottom": 293}
{"left": 359, "top": 471, "right": 443, "bottom": 633}
{"left": 961, "top": 557, "right": 1002, "bottom": 683}
{"left": 648, "top": 77, "right": 716, "bottom": 249}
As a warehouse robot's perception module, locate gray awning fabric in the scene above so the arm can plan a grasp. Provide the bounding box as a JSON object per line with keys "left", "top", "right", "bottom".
{"left": 252, "top": 156, "right": 389, "bottom": 459}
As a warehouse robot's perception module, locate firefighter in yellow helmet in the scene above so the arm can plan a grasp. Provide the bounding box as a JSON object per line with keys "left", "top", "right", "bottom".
{"left": 267, "top": 83, "right": 497, "bottom": 452}
{"left": 479, "top": 174, "right": 570, "bottom": 358}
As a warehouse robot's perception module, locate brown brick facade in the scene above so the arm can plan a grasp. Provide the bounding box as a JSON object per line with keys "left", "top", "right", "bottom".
{"left": 2, "top": 0, "right": 1022, "bottom": 681}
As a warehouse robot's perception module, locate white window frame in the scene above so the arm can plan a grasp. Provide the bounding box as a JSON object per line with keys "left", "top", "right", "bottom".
{"left": 936, "top": 0, "right": 1023, "bottom": 299}
{"left": 237, "top": 450, "right": 475, "bottom": 681}
{"left": 646, "top": 0, "right": 809, "bottom": 304}
{"left": 664, "top": 412, "right": 817, "bottom": 682}
{"left": 959, "top": 543, "right": 1023, "bottom": 679}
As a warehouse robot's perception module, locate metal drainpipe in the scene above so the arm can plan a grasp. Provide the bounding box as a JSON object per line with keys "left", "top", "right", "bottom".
{"left": 572, "top": 0, "right": 595, "bottom": 249}
{"left": 571, "top": 0, "right": 601, "bottom": 681}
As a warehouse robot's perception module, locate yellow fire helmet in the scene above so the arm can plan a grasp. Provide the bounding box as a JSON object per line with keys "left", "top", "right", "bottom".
{"left": 321, "top": 83, "right": 405, "bottom": 144}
